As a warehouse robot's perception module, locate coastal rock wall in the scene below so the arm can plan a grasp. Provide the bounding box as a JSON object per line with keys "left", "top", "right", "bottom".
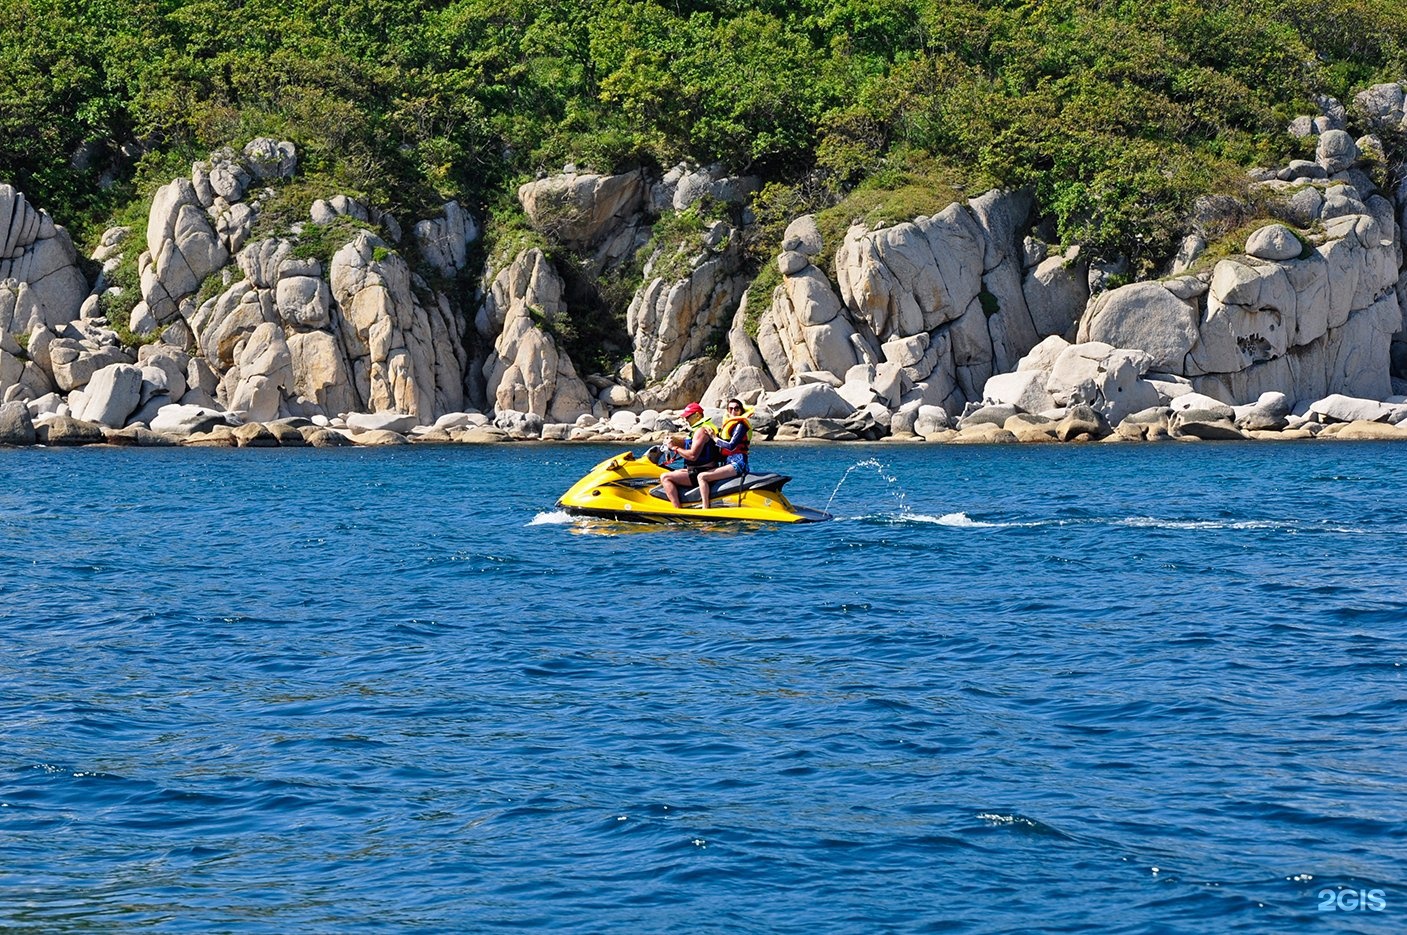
{"left": 1078, "top": 132, "right": 1403, "bottom": 405}
{"left": 736, "top": 190, "right": 1088, "bottom": 418}
{"left": 478, "top": 247, "right": 592, "bottom": 422}
{"left": 0, "top": 140, "right": 478, "bottom": 429}
{"left": 5, "top": 79, "right": 1407, "bottom": 445}
{"left": 482, "top": 166, "right": 758, "bottom": 417}
{"left": 0, "top": 184, "right": 88, "bottom": 330}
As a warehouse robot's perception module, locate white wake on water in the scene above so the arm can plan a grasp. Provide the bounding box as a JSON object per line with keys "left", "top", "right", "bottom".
{"left": 895, "top": 511, "right": 1002, "bottom": 527}
{"left": 837, "top": 511, "right": 1367, "bottom": 534}
{"left": 842, "top": 511, "right": 1052, "bottom": 528}
{"left": 527, "top": 510, "right": 576, "bottom": 526}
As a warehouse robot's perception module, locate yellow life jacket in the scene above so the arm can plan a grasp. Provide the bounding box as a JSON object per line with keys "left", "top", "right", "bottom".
{"left": 718, "top": 416, "right": 751, "bottom": 456}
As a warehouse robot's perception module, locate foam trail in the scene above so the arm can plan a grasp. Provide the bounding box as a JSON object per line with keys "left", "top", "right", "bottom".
{"left": 528, "top": 510, "right": 576, "bottom": 526}
{"left": 910, "top": 511, "right": 992, "bottom": 527}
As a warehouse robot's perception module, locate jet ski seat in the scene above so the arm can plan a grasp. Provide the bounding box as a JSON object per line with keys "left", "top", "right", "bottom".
{"left": 649, "top": 473, "right": 791, "bottom": 504}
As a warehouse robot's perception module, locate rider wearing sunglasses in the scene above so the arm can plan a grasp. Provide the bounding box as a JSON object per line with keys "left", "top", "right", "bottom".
{"left": 695, "top": 398, "right": 751, "bottom": 510}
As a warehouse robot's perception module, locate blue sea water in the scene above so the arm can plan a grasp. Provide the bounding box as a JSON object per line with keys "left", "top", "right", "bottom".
{"left": 1, "top": 440, "right": 1404, "bottom": 933}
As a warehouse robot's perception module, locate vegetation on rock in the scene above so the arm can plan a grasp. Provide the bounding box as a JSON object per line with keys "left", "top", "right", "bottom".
{"left": 4, "top": 0, "right": 1405, "bottom": 278}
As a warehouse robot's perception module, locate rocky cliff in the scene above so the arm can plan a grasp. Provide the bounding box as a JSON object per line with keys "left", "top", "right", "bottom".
{"left": 3, "top": 81, "right": 1407, "bottom": 447}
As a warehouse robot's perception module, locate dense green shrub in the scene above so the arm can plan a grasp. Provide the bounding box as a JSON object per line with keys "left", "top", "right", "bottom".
{"left": 2, "top": 0, "right": 1405, "bottom": 276}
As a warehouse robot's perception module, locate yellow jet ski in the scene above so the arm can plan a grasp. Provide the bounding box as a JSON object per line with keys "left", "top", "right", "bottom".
{"left": 556, "top": 447, "right": 832, "bottom": 524}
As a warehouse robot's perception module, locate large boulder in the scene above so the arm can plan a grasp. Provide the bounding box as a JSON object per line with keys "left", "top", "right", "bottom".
{"left": 635, "top": 356, "right": 718, "bottom": 411}
{"left": 1022, "top": 249, "right": 1089, "bottom": 339}
{"left": 1245, "top": 224, "right": 1303, "bottom": 261}
{"left": 36, "top": 415, "right": 105, "bottom": 445}
{"left": 71, "top": 363, "right": 143, "bottom": 427}
{"left": 1055, "top": 403, "right": 1111, "bottom": 441}
{"left": 345, "top": 411, "right": 418, "bottom": 434}
{"left": 46, "top": 339, "right": 134, "bottom": 392}
{"left": 242, "top": 138, "right": 298, "bottom": 180}
{"left": 1079, "top": 280, "right": 1202, "bottom": 372}
{"left": 1354, "top": 82, "right": 1406, "bottom": 130}
{"left": 144, "top": 177, "right": 229, "bottom": 321}
{"left": 702, "top": 302, "right": 780, "bottom": 407}
{"left": 0, "top": 400, "right": 35, "bottom": 445}
{"left": 760, "top": 382, "right": 856, "bottom": 422}
{"left": 650, "top": 163, "right": 760, "bottom": 214}
{"left": 275, "top": 274, "right": 332, "bottom": 328}
{"left": 517, "top": 171, "right": 645, "bottom": 250}
{"left": 981, "top": 370, "right": 1056, "bottom": 414}
{"left": 754, "top": 262, "right": 862, "bottom": 387}
{"left": 1171, "top": 410, "right": 1245, "bottom": 440}
{"left": 286, "top": 329, "right": 358, "bottom": 415}
{"left": 216, "top": 321, "right": 294, "bottom": 420}
{"left": 1309, "top": 393, "right": 1393, "bottom": 423}
{"left": 1233, "top": 391, "right": 1292, "bottom": 430}
{"left": 148, "top": 404, "right": 233, "bottom": 436}
{"left": 413, "top": 201, "right": 479, "bottom": 277}
{"left": 1316, "top": 129, "right": 1359, "bottom": 174}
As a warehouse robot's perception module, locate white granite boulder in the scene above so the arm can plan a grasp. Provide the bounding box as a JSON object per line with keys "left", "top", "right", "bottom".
{"left": 1079, "top": 281, "right": 1201, "bottom": 373}
{"left": 1245, "top": 224, "right": 1303, "bottom": 261}
{"left": 413, "top": 201, "right": 479, "bottom": 277}
{"left": 1309, "top": 393, "right": 1393, "bottom": 423}
{"left": 148, "top": 403, "right": 232, "bottom": 435}
{"left": 1316, "top": 129, "right": 1360, "bottom": 174}
{"left": 754, "top": 263, "right": 862, "bottom": 387}
{"left": 345, "top": 411, "right": 419, "bottom": 433}
{"left": 0, "top": 400, "right": 35, "bottom": 444}
{"left": 1022, "top": 249, "right": 1089, "bottom": 338}
{"left": 0, "top": 187, "right": 89, "bottom": 326}
{"left": 760, "top": 382, "right": 856, "bottom": 422}
{"left": 144, "top": 177, "right": 229, "bottom": 321}
{"left": 517, "top": 171, "right": 644, "bottom": 249}
{"left": 242, "top": 138, "right": 298, "bottom": 180}
{"left": 275, "top": 275, "right": 332, "bottom": 328}
{"left": 981, "top": 370, "right": 1056, "bottom": 414}
{"left": 781, "top": 215, "right": 823, "bottom": 256}
{"left": 1233, "top": 391, "right": 1292, "bottom": 430}
{"left": 1169, "top": 392, "right": 1235, "bottom": 419}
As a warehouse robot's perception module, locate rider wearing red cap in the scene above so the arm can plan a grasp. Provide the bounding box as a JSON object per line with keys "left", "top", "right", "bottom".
{"left": 660, "top": 402, "right": 719, "bottom": 509}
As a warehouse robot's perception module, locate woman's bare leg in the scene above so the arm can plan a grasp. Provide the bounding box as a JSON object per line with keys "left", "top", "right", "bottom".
{"left": 695, "top": 464, "right": 739, "bottom": 510}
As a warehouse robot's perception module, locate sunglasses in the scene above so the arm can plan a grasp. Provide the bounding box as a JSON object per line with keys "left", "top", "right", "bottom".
{"left": 727, "top": 404, "right": 741, "bottom": 411}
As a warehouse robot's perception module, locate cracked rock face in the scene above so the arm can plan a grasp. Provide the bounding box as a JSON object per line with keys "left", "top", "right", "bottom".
{"left": 478, "top": 248, "right": 592, "bottom": 422}
{"left": 627, "top": 224, "right": 748, "bottom": 388}
{"left": 0, "top": 185, "right": 89, "bottom": 328}
{"left": 1078, "top": 208, "right": 1400, "bottom": 403}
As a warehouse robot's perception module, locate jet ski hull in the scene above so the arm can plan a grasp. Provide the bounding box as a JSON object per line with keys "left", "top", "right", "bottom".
{"left": 556, "top": 450, "right": 831, "bottom": 524}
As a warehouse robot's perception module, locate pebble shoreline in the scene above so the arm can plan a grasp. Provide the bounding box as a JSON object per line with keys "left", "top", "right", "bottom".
{"left": 5, "top": 407, "right": 1406, "bottom": 449}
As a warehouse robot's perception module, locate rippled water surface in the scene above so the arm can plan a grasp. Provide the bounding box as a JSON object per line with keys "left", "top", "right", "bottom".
{"left": 3, "top": 441, "right": 1404, "bottom": 932}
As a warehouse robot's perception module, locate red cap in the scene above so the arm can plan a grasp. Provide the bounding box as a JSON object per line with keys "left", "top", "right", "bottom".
{"left": 681, "top": 403, "right": 704, "bottom": 420}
